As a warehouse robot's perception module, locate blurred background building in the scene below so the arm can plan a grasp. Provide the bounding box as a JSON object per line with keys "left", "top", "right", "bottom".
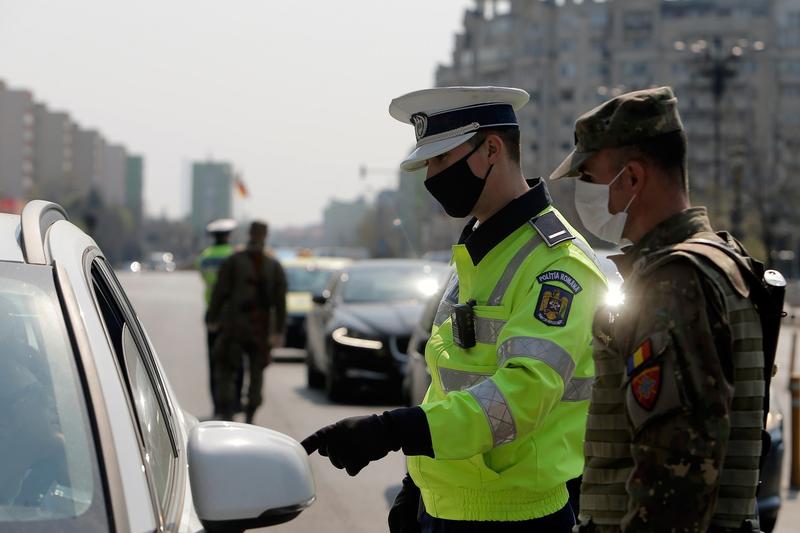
{"left": 3, "top": 0, "right": 800, "bottom": 271}
{"left": 434, "top": 0, "right": 800, "bottom": 272}
{"left": 0, "top": 78, "right": 148, "bottom": 265}
{"left": 190, "top": 160, "right": 234, "bottom": 239}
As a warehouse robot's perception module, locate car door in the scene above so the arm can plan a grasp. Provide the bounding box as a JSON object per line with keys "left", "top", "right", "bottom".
{"left": 307, "top": 272, "right": 342, "bottom": 371}
{"left": 87, "top": 256, "right": 188, "bottom": 531}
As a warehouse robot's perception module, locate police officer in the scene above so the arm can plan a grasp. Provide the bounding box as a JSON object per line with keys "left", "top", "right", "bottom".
{"left": 301, "top": 87, "right": 607, "bottom": 532}
{"left": 197, "top": 218, "right": 237, "bottom": 417}
{"left": 206, "top": 220, "right": 287, "bottom": 423}
{"left": 551, "top": 87, "right": 768, "bottom": 532}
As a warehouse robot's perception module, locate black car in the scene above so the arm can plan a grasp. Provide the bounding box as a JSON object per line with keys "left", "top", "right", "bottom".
{"left": 305, "top": 259, "right": 450, "bottom": 401}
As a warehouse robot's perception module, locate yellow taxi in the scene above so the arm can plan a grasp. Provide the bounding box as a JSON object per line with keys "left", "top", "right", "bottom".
{"left": 282, "top": 254, "right": 352, "bottom": 348}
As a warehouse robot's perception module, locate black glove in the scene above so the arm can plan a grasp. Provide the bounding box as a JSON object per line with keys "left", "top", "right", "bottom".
{"left": 388, "top": 474, "right": 421, "bottom": 533}
{"left": 301, "top": 407, "right": 432, "bottom": 476}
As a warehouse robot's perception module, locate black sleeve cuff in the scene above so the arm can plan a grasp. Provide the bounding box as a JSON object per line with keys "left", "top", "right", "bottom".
{"left": 382, "top": 407, "right": 434, "bottom": 458}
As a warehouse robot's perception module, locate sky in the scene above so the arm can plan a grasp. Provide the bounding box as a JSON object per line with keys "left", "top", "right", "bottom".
{"left": 0, "top": 0, "right": 473, "bottom": 227}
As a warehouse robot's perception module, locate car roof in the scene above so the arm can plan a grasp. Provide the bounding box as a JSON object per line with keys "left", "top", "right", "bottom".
{"left": 281, "top": 256, "right": 352, "bottom": 269}
{"left": 0, "top": 201, "right": 82, "bottom": 266}
{"left": 346, "top": 258, "right": 450, "bottom": 271}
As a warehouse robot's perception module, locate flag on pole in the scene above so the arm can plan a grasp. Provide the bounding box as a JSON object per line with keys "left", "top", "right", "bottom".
{"left": 234, "top": 173, "right": 249, "bottom": 198}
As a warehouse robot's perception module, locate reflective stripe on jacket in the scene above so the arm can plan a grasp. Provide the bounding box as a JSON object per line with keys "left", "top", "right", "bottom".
{"left": 408, "top": 206, "right": 606, "bottom": 521}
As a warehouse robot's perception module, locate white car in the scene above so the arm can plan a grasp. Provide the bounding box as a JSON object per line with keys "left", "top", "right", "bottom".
{"left": 0, "top": 201, "right": 315, "bottom": 532}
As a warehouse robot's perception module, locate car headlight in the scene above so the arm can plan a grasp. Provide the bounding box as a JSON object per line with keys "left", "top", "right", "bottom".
{"left": 332, "top": 327, "right": 383, "bottom": 350}
{"left": 605, "top": 284, "right": 625, "bottom": 307}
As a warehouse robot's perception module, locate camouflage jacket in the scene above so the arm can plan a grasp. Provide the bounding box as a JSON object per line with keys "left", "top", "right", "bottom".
{"left": 207, "top": 247, "right": 287, "bottom": 341}
{"left": 601, "top": 208, "right": 747, "bottom": 531}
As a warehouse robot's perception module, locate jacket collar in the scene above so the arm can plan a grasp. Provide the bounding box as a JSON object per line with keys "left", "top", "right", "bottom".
{"left": 459, "top": 178, "right": 552, "bottom": 265}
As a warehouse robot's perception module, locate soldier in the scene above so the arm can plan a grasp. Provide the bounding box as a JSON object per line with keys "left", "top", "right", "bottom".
{"left": 197, "top": 218, "right": 237, "bottom": 417}
{"left": 302, "top": 87, "right": 606, "bottom": 532}
{"left": 550, "top": 87, "right": 770, "bottom": 532}
{"left": 206, "top": 220, "right": 287, "bottom": 423}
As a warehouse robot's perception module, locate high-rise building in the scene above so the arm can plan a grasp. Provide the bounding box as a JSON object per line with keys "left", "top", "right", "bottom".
{"left": 0, "top": 81, "right": 34, "bottom": 204}
{"left": 126, "top": 155, "right": 144, "bottom": 228}
{"left": 322, "top": 197, "right": 368, "bottom": 247}
{"left": 71, "top": 126, "right": 105, "bottom": 200}
{"left": 32, "top": 103, "right": 73, "bottom": 201}
{"left": 100, "top": 143, "right": 127, "bottom": 206}
{"left": 190, "top": 161, "right": 233, "bottom": 234}
{"left": 436, "top": 0, "right": 800, "bottom": 252}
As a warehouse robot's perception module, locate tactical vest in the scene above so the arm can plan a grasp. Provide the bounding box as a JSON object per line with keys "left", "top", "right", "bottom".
{"left": 579, "top": 242, "right": 764, "bottom": 532}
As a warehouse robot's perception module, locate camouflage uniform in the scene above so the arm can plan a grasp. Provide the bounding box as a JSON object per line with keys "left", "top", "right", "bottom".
{"left": 207, "top": 245, "right": 287, "bottom": 420}
{"left": 551, "top": 88, "right": 765, "bottom": 532}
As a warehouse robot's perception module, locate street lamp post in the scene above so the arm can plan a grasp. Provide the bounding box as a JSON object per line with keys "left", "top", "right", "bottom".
{"left": 674, "top": 37, "right": 765, "bottom": 224}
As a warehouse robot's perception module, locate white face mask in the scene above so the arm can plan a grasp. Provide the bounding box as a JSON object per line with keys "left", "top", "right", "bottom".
{"left": 574, "top": 166, "right": 636, "bottom": 245}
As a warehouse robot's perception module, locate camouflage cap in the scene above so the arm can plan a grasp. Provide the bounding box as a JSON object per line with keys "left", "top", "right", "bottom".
{"left": 549, "top": 86, "right": 683, "bottom": 180}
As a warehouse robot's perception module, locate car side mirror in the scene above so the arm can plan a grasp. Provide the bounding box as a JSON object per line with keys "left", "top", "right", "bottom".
{"left": 188, "top": 422, "right": 315, "bottom": 531}
{"left": 312, "top": 294, "right": 328, "bottom": 305}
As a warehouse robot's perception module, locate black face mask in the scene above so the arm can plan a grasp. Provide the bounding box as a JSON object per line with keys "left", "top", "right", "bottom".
{"left": 424, "top": 140, "right": 494, "bottom": 218}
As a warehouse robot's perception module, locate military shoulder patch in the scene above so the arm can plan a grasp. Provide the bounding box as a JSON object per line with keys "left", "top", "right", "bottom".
{"left": 630, "top": 364, "right": 661, "bottom": 411}
{"left": 537, "top": 270, "right": 583, "bottom": 294}
{"left": 627, "top": 339, "right": 653, "bottom": 376}
{"left": 535, "top": 283, "right": 573, "bottom": 327}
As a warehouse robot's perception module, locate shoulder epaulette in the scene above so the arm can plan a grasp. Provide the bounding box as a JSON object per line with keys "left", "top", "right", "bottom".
{"left": 529, "top": 211, "right": 575, "bottom": 247}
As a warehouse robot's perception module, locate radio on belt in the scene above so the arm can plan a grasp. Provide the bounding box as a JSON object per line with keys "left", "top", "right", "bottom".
{"left": 451, "top": 299, "right": 477, "bottom": 348}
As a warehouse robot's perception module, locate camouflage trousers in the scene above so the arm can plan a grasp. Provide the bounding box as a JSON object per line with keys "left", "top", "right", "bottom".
{"left": 212, "top": 333, "right": 271, "bottom": 418}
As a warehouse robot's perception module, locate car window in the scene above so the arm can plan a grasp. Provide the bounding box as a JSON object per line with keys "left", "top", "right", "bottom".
{"left": 90, "top": 259, "right": 177, "bottom": 512}
{"left": 0, "top": 262, "right": 109, "bottom": 531}
{"left": 286, "top": 265, "right": 334, "bottom": 294}
{"left": 340, "top": 264, "right": 449, "bottom": 304}
{"left": 121, "top": 324, "right": 174, "bottom": 505}
{"left": 419, "top": 283, "right": 448, "bottom": 331}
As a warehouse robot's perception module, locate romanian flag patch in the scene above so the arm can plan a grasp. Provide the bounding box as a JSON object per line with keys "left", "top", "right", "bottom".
{"left": 631, "top": 365, "right": 661, "bottom": 411}
{"left": 627, "top": 339, "right": 653, "bottom": 376}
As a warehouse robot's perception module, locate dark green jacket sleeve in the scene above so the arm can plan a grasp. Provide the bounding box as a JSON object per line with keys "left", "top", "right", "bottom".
{"left": 207, "top": 255, "right": 234, "bottom": 325}
{"left": 622, "top": 260, "right": 734, "bottom": 532}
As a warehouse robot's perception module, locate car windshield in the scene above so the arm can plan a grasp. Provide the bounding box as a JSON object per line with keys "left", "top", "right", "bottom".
{"left": 340, "top": 263, "right": 449, "bottom": 304}
{"left": 285, "top": 265, "right": 334, "bottom": 294}
{"left": 0, "top": 262, "right": 109, "bottom": 531}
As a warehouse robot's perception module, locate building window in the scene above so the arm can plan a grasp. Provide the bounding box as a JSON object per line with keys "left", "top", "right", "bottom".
{"left": 560, "top": 88, "right": 574, "bottom": 102}
{"left": 623, "top": 10, "right": 653, "bottom": 47}
{"left": 590, "top": 10, "right": 608, "bottom": 29}
{"left": 529, "top": 142, "right": 539, "bottom": 153}
{"left": 621, "top": 60, "right": 650, "bottom": 78}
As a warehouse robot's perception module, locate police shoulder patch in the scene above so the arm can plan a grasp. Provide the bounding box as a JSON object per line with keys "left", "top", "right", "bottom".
{"left": 534, "top": 283, "right": 573, "bottom": 327}
{"left": 536, "top": 270, "right": 583, "bottom": 294}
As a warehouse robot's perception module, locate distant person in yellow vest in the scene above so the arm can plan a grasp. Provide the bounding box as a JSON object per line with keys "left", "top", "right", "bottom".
{"left": 197, "top": 218, "right": 237, "bottom": 418}
{"left": 207, "top": 221, "right": 287, "bottom": 423}
{"left": 301, "top": 87, "right": 606, "bottom": 532}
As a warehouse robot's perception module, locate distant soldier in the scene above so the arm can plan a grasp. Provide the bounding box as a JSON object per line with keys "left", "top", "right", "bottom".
{"left": 197, "top": 218, "right": 237, "bottom": 417}
{"left": 551, "top": 87, "right": 782, "bottom": 532}
{"left": 207, "top": 221, "right": 287, "bottom": 423}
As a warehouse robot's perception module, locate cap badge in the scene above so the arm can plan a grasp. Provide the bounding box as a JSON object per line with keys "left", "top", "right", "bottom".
{"left": 411, "top": 113, "right": 428, "bottom": 141}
